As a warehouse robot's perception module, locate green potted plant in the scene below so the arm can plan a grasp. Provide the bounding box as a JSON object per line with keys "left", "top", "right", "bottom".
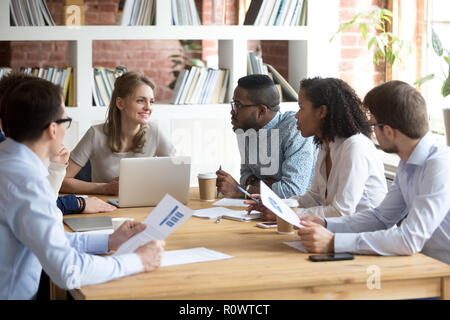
{"left": 415, "top": 29, "right": 450, "bottom": 146}
{"left": 330, "top": 8, "right": 411, "bottom": 70}
{"left": 168, "top": 40, "right": 205, "bottom": 90}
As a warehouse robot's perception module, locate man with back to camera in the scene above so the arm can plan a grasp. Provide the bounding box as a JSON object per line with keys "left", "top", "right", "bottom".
{"left": 296, "top": 80, "right": 450, "bottom": 265}
{"left": 216, "top": 74, "right": 317, "bottom": 199}
{"left": 0, "top": 77, "right": 165, "bottom": 299}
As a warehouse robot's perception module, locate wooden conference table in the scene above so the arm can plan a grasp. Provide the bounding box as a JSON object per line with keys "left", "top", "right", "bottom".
{"left": 61, "top": 188, "right": 450, "bottom": 300}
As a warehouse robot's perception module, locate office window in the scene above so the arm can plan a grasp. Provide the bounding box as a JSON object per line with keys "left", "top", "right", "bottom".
{"left": 422, "top": 0, "right": 450, "bottom": 134}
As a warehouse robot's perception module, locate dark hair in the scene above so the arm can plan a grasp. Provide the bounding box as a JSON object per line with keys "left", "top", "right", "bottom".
{"left": 0, "top": 71, "right": 37, "bottom": 122}
{"left": 237, "top": 74, "right": 280, "bottom": 111}
{"left": 363, "top": 80, "right": 428, "bottom": 139}
{"left": 2, "top": 78, "right": 63, "bottom": 142}
{"left": 300, "top": 77, "right": 371, "bottom": 145}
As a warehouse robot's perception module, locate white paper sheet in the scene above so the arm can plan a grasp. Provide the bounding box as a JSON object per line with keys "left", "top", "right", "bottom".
{"left": 222, "top": 210, "right": 261, "bottom": 222}
{"left": 212, "top": 198, "right": 249, "bottom": 207}
{"left": 161, "top": 247, "right": 232, "bottom": 267}
{"left": 115, "top": 194, "right": 194, "bottom": 255}
{"left": 283, "top": 241, "right": 307, "bottom": 253}
{"left": 193, "top": 207, "right": 235, "bottom": 219}
{"left": 260, "top": 181, "right": 302, "bottom": 228}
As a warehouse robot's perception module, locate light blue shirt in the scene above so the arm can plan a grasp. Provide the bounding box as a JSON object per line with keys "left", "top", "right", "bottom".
{"left": 0, "top": 139, "right": 142, "bottom": 299}
{"left": 239, "top": 111, "right": 317, "bottom": 198}
{"left": 326, "top": 132, "right": 450, "bottom": 264}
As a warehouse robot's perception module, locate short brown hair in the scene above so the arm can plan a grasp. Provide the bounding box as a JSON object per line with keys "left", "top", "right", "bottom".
{"left": 363, "top": 80, "right": 428, "bottom": 139}
{"left": 3, "top": 78, "right": 63, "bottom": 142}
{"left": 0, "top": 71, "right": 37, "bottom": 122}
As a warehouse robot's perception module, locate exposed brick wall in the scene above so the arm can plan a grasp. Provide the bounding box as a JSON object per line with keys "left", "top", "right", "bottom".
{"left": 1, "top": 0, "right": 386, "bottom": 103}
{"left": 338, "top": 0, "right": 386, "bottom": 97}
{"left": 200, "top": 1, "right": 288, "bottom": 81}
{"left": 4, "top": 0, "right": 181, "bottom": 103}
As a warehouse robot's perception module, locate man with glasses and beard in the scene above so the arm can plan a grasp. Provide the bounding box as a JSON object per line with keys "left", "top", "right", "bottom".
{"left": 216, "top": 74, "right": 317, "bottom": 199}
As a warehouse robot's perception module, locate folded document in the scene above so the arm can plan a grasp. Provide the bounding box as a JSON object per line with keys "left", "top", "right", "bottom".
{"left": 193, "top": 207, "right": 261, "bottom": 221}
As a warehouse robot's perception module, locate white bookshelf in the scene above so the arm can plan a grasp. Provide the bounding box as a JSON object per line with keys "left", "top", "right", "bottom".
{"left": 0, "top": 0, "right": 340, "bottom": 185}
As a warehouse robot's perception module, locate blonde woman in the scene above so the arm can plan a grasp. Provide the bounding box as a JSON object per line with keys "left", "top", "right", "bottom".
{"left": 61, "top": 71, "right": 176, "bottom": 195}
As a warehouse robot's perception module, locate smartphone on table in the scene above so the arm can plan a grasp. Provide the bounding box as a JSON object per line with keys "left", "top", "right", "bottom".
{"left": 309, "top": 253, "right": 354, "bottom": 262}
{"left": 256, "top": 221, "right": 277, "bottom": 229}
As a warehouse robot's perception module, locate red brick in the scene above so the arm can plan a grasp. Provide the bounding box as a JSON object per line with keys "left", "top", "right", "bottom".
{"left": 341, "top": 47, "right": 363, "bottom": 59}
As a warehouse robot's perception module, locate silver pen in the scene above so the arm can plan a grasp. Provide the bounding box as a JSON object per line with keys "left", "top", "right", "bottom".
{"left": 215, "top": 216, "right": 222, "bottom": 223}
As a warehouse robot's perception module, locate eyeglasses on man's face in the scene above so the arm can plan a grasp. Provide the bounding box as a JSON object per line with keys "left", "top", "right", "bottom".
{"left": 43, "top": 117, "right": 72, "bottom": 130}
{"left": 369, "top": 122, "right": 384, "bottom": 128}
{"left": 55, "top": 117, "right": 72, "bottom": 129}
{"left": 230, "top": 100, "right": 261, "bottom": 112}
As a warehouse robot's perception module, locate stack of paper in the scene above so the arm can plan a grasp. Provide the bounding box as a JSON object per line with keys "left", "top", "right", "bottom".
{"left": 161, "top": 247, "right": 232, "bottom": 267}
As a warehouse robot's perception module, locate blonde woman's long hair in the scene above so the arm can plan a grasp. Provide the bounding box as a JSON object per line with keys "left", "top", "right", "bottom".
{"left": 104, "top": 71, "right": 155, "bottom": 153}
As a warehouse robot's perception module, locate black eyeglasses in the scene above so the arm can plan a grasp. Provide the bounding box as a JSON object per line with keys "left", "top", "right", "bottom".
{"left": 43, "top": 117, "right": 72, "bottom": 130}
{"left": 369, "top": 123, "right": 384, "bottom": 128}
{"left": 55, "top": 117, "right": 72, "bottom": 129}
{"left": 230, "top": 100, "right": 261, "bottom": 112}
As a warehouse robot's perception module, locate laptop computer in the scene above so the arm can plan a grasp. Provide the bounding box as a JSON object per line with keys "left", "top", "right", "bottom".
{"left": 64, "top": 216, "right": 113, "bottom": 232}
{"left": 108, "top": 156, "right": 191, "bottom": 208}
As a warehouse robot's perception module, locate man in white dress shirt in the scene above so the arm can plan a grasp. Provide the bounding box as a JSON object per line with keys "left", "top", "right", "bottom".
{"left": 0, "top": 78, "right": 165, "bottom": 299}
{"left": 298, "top": 80, "right": 450, "bottom": 264}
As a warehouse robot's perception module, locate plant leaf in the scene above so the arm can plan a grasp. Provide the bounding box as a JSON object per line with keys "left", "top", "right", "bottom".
{"left": 442, "top": 75, "right": 450, "bottom": 97}
{"left": 189, "top": 58, "right": 205, "bottom": 67}
{"left": 368, "top": 37, "right": 376, "bottom": 49}
{"left": 414, "top": 74, "right": 435, "bottom": 86}
{"left": 444, "top": 56, "right": 450, "bottom": 65}
{"left": 359, "top": 23, "right": 368, "bottom": 39}
{"left": 432, "top": 28, "right": 443, "bottom": 56}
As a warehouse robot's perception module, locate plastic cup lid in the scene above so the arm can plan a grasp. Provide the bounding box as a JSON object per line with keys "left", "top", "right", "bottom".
{"left": 198, "top": 172, "right": 217, "bottom": 179}
{"left": 282, "top": 199, "right": 298, "bottom": 208}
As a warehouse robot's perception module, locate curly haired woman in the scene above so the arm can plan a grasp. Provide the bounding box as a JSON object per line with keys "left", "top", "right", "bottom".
{"left": 248, "top": 77, "right": 388, "bottom": 219}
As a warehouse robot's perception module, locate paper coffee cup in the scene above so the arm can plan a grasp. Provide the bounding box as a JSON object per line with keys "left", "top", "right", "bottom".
{"left": 198, "top": 172, "right": 217, "bottom": 201}
{"left": 276, "top": 199, "right": 298, "bottom": 234}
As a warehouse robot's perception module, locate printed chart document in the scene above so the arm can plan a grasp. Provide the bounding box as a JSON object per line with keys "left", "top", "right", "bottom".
{"left": 115, "top": 194, "right": 194, "bottom": 255}
{"left": 212, "top": 198, "right": 249, "bottom": 207}
{"left": 161, "top": 247, "right": 232, "bottom": 267}
{"left": 260, "top": 181, "right": 302, "bottom": 228}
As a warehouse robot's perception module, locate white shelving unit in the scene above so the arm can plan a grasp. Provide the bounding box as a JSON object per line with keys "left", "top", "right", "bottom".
{"left": 0, "top": 0, "right": 340, "bottom": 185}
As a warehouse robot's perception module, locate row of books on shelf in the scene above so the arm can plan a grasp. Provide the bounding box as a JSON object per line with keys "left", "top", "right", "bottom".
{"left": 92, "top": 66, "right": 127, "bottom": 107}
{"left": 119, "top": 0, "right": 156, "bottom": 26}
{"left": 171, "top": 66, "right": 230, "bottom": 105}
{"left": 0, "top": 66, "right": 74, "bottom": 105}
{"left": 171, "top": 0, "right": 201, "bottom": 25}
{"left": 247, "top": 51, "right": 298, "bottom": 101}
{"left": 244, "top": 0, "right": 307, "bottom": 26}
{"left": 10, "top": 0, "right": 55, "bottom": 26}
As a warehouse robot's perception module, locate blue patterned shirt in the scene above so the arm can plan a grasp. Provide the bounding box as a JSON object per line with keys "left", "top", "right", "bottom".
{"left": 238, "top": 111, "right": 317, "bottom": 198}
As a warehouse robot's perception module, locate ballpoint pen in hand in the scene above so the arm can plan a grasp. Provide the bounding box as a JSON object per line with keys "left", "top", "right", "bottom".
{"left": 236, "top": 185, "right": 259, "bottom": 204}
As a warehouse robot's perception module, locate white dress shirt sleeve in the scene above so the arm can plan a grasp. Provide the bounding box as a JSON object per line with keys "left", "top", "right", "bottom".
{"left": 65, "top": 232, "right": 110, "bottom": 254}
{"left": 6, "top": 181, "right": 143, "bottom": 290}
{"left": 329, "top": 159, "right": 450, "bottom": 256}
{"left": 47, "top": 162, "right": 67, "bottom": 199}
